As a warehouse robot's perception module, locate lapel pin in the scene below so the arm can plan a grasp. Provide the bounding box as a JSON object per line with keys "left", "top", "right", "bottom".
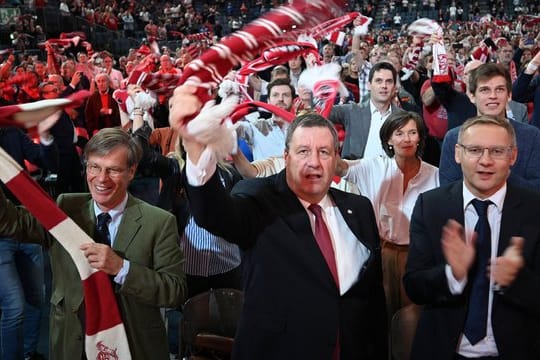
{"left": 347, "top": 209, "right": 353, "bottom": 214}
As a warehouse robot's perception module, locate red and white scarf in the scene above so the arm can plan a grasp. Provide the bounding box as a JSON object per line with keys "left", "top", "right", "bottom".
{"left": 177, "top": 0, "right": 347, "bottom": 120}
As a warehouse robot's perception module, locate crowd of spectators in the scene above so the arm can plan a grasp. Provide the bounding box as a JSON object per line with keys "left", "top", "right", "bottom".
{"left": 1, "top": 0, "right": 540, "bottom": 358}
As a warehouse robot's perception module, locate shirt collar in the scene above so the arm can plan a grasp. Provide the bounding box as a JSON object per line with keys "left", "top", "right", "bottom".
{"left": 93, "top": 193, "right": 129, "bottom": 222}
{"left": 369, "top": 100, "right": 391, "bottom": 117}
{"left": 298, "top": 193, "right": 333, "bottom": 212}
{"left": 462, "top": 183, "right": 506, "bottom": 213}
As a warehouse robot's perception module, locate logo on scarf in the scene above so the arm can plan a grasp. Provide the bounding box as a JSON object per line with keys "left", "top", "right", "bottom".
{"left": 96, "top": 341, "right": 119, "bottom": 360}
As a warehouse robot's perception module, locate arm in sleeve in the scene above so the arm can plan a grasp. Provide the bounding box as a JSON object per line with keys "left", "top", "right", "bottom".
{"left": 328, "top": 103, "right": 350, "bottom": 127}
{"left": 132, "top": 123, "right": 180, "bottom": 180}
{"left": 438, "top": 130, "right": 462, "bottom": 185}
{"left": 0, "top": 187, "right": 50, "bottom": 246}
{"left": 16, "top": 128, "right": 59, "bottom": 173}
{"left": 119, "top": 213, "right": 187, "bottom": 307}
{"left": 404, "top": 194, "right": 457, "bottom": 305}
{"left": 431, "top": 79, "right": 458, "bottom": 108}
{"left": 507, "top": 126, "right": 540, "bottom": 191}
{"left": 512, "top": 72, "right": 536, "bottom": 104}
{"left": 497, "top": 234, "right": 540, "bottom": 318}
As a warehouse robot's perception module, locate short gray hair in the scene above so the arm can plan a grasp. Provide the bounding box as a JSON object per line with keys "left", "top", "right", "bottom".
{"left": 84, "top": 128, "right": 142, "bottom": 167}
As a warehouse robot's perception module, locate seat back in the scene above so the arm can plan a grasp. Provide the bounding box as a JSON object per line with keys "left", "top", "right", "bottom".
{"left": 390, "top": 304, "right": 422, "bottom": 360}
{"left": 181, "top": 288, "right": 244, "bottom": 359}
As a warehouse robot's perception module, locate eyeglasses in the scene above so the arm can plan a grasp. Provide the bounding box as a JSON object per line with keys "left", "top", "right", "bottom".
{"left": 86, "top": 163, "right": 127, "bottom": 178}
{"left": 458, "top": 144, "right": 513, "bottom": 159}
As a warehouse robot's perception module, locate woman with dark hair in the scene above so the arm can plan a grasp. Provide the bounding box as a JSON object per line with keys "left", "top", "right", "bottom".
{"left": 336, "top": 110, "right": 439, "bottom": 318}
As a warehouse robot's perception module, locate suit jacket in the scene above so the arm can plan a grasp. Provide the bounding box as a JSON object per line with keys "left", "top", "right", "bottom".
{"left": 404, "top": 182, "right": 540, "bottom": 360}
{"left": 509, "top": 100, "right": 529, "bottom": 124}
{"left": 0, "top": 191, "right": 186, "bottom": 360}
{"left": 84, "top": 89, "right": 121, "bottom": 136}
{"left": 439, "top": 119, "right": 540, "bottom": 192}
{"left": 512, "top": 72, "right": 540, "bottom": 128}
{"left": 186, "top": 170, "right": 387, "bottom": 360}
{"left": 329, "top": 102, "right": 398, "bottom": 159}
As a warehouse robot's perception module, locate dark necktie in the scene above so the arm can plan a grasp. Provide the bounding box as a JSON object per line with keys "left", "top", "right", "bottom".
{"left": 308, "top": 204, "right": 340, "bottom": 287}
{"left": 464, "top": 199, "right": 492, "bottom": 345}
{"left": 95, "top": 212, "right": 112, "bottom": 246}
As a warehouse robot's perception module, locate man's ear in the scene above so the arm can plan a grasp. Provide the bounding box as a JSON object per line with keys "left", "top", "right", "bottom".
{"left": 467, "top": 90, "right": 476, "bottom": 104}
{"left": 454, "top": 143, "right": 462, "bottom": 165}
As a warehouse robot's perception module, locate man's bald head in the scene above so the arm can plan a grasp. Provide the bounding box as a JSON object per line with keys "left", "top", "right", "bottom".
{"left": 464, "top": 60, "right": 484, "bottom": 92}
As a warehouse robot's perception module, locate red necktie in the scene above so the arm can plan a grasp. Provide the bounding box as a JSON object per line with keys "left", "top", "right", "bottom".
{"left": 309, "top": 204, "right": 340, "bottom": 360}
{"left": 308, "top": 204, "right": 340, "bottom": 287}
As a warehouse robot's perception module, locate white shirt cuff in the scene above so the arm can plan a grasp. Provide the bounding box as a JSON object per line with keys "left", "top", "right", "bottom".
{"left": 445, "top": 264, "right": 467, "bottom": 294}
{"left": 185, "top": 149, "right": 217, "bottom": 186}
{"left": 114, "top": 259, "right": 130, "bottom": 285}
{"left": 40, "top": 135, "right": 54, "bottom": 146}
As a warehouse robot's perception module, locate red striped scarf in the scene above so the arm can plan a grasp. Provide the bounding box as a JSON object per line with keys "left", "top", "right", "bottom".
{"left": 178, "top": 0, "right": 347, "bottom": 118}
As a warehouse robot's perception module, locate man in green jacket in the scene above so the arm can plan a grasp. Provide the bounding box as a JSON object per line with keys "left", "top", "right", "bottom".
{"left": 0, "top": 128, "right": 186, "bottom": 360}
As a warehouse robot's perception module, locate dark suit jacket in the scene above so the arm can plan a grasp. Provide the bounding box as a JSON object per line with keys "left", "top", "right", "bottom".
{"left": 404, "top": 182, "right": 540, "bottom": 360}
{"left": 84, "top": 89, "right": 121, "bottom": 136}
{"left": 0, "top": 191, "right": 186, "bottom": 360}
{"left": 186, "top": 170, "right": 387, "bottom": 360}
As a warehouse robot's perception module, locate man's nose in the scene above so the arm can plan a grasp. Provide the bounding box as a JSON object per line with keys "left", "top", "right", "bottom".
{"left": 478, "top": 148, "right": 495, "bottom": 163}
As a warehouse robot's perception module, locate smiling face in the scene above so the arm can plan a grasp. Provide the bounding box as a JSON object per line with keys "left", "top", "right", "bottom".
{"left": 469, "top": 75, "right": 511, "bottom": 118}
{"left": 86, "top": 146, "right": 136, "bottom": 211}
{"left": 387, "top": 119, "right": 420, "bottom": 159}
{"left": 285, "top": 126, "right": 337, "bottom": 204}
{"left": 455, "top": 123, "right": 516, "bottom": 198}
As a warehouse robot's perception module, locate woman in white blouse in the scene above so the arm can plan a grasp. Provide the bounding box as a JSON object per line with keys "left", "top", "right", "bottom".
{"left": 337, "top": 110, "right": 439, "bottom": 318}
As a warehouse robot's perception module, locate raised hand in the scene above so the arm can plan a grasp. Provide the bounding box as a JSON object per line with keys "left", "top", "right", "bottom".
{"left": 442, "top": 219, "right": 476, "bottom": 281}
{"left": 490, "top": 236, "right": 525, "bottom": 287}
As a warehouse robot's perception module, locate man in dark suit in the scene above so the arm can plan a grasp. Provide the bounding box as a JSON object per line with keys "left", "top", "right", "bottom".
{"left": 404, "top": 115, "right": 540, "bottom": 360}
{"left": 84, "top": 73, "right": 121, "bottom": 136}
{"left": 0, "top": 128, "right": 186, "bottom": 360}
{"left": 174, "top": 89, "right": 387, "bottom": 359}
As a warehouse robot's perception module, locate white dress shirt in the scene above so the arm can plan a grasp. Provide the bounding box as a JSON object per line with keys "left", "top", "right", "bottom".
{"left": 363, "top": 101, "right": 392, "bottom": 159}
{"left": 299, "top": 195, "right": 370, "bottom": 295}
{"left": 93, "top": 194, "right": 130, "bottom": 284}
{"left": 344, "top": 155, "right": 439, "bottom": 244}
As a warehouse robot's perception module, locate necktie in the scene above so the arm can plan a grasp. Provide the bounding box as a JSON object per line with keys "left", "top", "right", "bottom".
{"left": 309, "top": 204, "right": 340, "bottom": 360}
{"left": 95, "top": 212, "right": 112, "bottom": 246}
{"left": 464, "top": 199, "right": 492, "bottom": 345}
{"left": 308, "top": 204, "right": 340, "bottom": 287}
